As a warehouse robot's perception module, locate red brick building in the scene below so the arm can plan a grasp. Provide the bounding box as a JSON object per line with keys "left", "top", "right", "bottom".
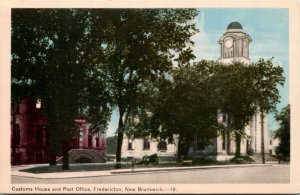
{"left": 11, "top": 97, "right": 106, "bottom": 165}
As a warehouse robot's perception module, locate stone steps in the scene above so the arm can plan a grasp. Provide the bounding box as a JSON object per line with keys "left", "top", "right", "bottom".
{"left": 57, "top": 149, "right": 106, "bottom": 164}
{"left": 250, "top": 154, "right": 277, "bottom": 163}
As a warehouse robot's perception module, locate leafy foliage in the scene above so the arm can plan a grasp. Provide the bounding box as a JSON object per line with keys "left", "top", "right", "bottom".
{"left": 12, "top": 8, "right": 199, "bottom": 168}
{"left": 12, "top": 9, "right": 285, "bottom": 164}
{"left": 249, "top": 58, "right": 285, "bottom": 112}
{"left": 125, "top": 58, "right": 285, "bottom": 158}
{"left": 274, "top": 104, "right": 290, "bottom": 156}
{"left": 95, "top": 9, "right": 199, "bottom": 166}
{"left": 212, "top": 59, "right": 285, "bottom": 157}
{"left": 11, "top": 9, "right": 112, "bottom": 169}
{"left": 126, "top": 60, "right": 221, "bottom": 158}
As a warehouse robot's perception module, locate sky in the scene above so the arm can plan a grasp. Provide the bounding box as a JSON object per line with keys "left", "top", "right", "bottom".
{"left": 106, "top": 8, "right": 289, "bottom": 137}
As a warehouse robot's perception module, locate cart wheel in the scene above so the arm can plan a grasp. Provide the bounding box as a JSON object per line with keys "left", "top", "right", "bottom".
{"left": 144, "top": 161, "right": 149, "bottom": 166}
{"left": 152, "top": 156, "right": 159, "bottom": 166}
{"left": 143, "top": 155, "right": 149, "bottom": 166}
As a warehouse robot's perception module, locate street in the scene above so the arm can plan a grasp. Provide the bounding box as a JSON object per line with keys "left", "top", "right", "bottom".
{"left": 12, "top": 164, "right": 289, "bottom": 184}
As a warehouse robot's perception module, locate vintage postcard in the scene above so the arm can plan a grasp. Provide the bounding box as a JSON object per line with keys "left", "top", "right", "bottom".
{"left": 0, "top": 0, "right": 299, "bottom": 194}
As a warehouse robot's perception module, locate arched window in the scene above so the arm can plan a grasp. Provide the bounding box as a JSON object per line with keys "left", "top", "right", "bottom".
{"left": 143, "top": 138, "right": 150, "bottom": 150}
{"left": 95, "top": 137, "right": 99, "bottom": 147}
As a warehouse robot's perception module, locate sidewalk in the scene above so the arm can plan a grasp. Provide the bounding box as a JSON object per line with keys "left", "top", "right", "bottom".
{"left": 12, "top": 163, "right": 274, "bottom": 179}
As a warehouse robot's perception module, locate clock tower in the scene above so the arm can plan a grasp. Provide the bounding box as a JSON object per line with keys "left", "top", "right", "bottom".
{"left": 219, "top": 21, "right": 252, "bottom": 64}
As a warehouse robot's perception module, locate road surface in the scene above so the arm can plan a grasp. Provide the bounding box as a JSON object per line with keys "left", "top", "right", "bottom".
{"left": 12, "top": 164, "right": 289, "bottom": 184}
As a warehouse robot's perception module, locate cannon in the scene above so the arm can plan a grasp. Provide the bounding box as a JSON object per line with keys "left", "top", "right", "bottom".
{"left": 135, "top": 153, "right": 159, "bottom": 166}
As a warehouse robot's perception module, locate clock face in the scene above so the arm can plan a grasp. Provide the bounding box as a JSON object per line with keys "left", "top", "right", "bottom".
{"left": 225, "top": 39, "right": 233, "bottom": 48}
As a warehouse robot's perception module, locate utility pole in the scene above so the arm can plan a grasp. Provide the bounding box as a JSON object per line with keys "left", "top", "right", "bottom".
{"left": 260, "top": 108, "right": 265, "bottom": 164}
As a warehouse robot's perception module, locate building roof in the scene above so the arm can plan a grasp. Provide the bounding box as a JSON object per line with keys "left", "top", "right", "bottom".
{"left": 227, "top": 21, "right": 243, "bottom": 30}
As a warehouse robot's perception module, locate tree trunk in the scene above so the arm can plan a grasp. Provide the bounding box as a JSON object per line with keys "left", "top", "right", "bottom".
{"left": 260, "top": 108, "right": 265, "bottom": 164}
{"left": 49, "top": 125, "right": 58, "bottom": 166}
{"left": 235, "top": 132, "right": 241, "bottom": 157}
{"left": 11, "top": 103, "right": 17, "bottom": 165}
{"left": 47, "top": 99, "right": 58, "bottom": 166}
{"left": 49, "top": 152, "right": 57, "bottom": 165}
{"left": 227, "top": 131, "right": 231, "bottom": 154}
{"left": 177, "top": 135, "right": 183, "bottom": 162}
{"left": 115, "top": 130, "right": 124, "bottom": 168}
{"left": 226, "top": 114, "right": 231, "bottom": 154}
{"left": 49, "top": 132, "right": 58, "bottom": 166}
{"left": 62, "top": 140, "right": 69, "bottom": 170}
{"left": 115, "top": 110, "right": 125, "bottom": 168}
{"left": 192, "top": 132, "right": 197, "bottom": 156}
{"left": 183, "top": 141, "right": 191, "bottom": 157}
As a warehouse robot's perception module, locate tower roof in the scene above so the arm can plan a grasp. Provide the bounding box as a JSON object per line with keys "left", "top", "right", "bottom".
{"left": 227, "top": 21, "right": 243, "bottom": 30}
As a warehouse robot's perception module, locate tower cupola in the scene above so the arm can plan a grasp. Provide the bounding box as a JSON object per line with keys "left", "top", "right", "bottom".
{"left": 219, "top": 21, "right": 252, "bottom": 64}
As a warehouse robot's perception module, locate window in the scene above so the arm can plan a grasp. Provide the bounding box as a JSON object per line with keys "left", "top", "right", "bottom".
{"left": 36, "top": 99, "right": 42, "bottom": 109}
{"left": 128, "top": 139, "right": 134, "bottom": 150}
{"left": 95, "top": 137, "right": 99, "bottom": 147}
{"left": 157, "top": 139, "right": 167, "bottom": 151}
{"left": 143, "top": 138, "right": 150, "bottom": 150}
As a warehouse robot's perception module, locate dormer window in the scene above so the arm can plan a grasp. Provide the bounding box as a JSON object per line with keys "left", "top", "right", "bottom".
{"left": 36, "top": 99, "right": 42, "bottom": 109}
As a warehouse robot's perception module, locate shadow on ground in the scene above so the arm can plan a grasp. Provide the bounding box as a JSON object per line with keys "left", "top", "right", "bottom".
{"left": 19, "top": 159, "right": 264, "bottom": 174}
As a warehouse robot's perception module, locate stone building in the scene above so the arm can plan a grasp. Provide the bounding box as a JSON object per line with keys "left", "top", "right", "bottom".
{"left": 11, "top": 97, "right": 106, "bottom": 165}
{"left": 188, "top": 22, "right": 269, "bottom": 160}
{"left": 121, "top": 135, "right": 178, "bottom": 159}
{"left": 120, "top": 22, "right": 269, "bottom": 161}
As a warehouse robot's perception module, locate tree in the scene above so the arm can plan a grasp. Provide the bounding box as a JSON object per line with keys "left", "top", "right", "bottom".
{"left": 94, "top": 9, "right": 199, "bottom": 167}
{"left": 11, "top": 9, "right": 198, "bottom": 169}
{"left": 214, "top": 59, "right": 285, "bottom": 158}
{"left": 213, "top": 62, "right": 258, "bottom": 157}
{"left": 11, "top": 9, "right": 111, "bottom": 169}
{"left": 274, "top": 104, "right": 290, "bottom": 157}
{"left": 127, "top": 60, "right": 221, "bottom": 160}
{"left": 250, "top": 58, "right": 285, "bottom": 163}
{"left": 157, "top": 61, "right": 220, "bottom": 160}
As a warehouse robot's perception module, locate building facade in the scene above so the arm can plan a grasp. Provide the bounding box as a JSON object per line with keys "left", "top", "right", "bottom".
{"left": 188, "top": 22, "right": 269, "bottom": 160}
{"left": 119, "top": 22, "right": 269, "bottom": 161}
{"left": 121, "top": 135, "right": 178, "bottom": 159}
{"left": 218, "top": 21, "right": 251, "bottom": 64}
{"left": 218, "top": 22, "right": 269, "bottom": 157}
{"left": 11, "top": 97, "right": 106, "bottom": 165}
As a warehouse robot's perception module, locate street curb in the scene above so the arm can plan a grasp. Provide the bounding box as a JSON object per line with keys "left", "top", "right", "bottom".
{"left": 110, "top": 164, "right": 272, "bottom": 174}
{"left": 12, "top": 164, "right": 273, "bottom": 179}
